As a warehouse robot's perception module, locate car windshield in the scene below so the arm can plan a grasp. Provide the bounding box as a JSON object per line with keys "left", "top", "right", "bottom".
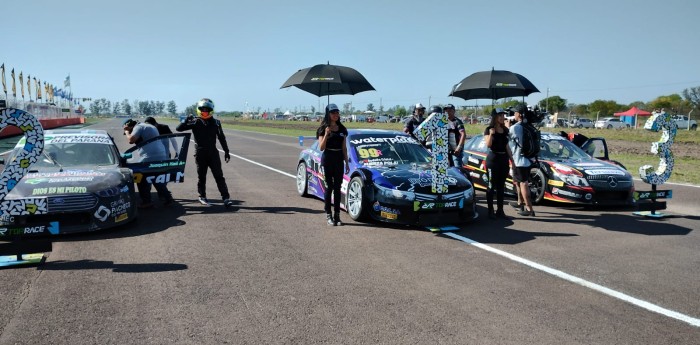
{"left": 539, "top": 133, "right": 591, "bottom": 160}
{"left": 10, "top": 142, "right": 119, "bottom": 169}
{"left": 348, "top": 133, "right": 431, "bottom": 167}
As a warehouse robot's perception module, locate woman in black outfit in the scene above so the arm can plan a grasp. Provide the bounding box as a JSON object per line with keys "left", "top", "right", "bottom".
{"left": 316, "top": 104, "right": 350, "bottom": 226}
{"left": 484, "top": 108, "right": 513, "bottom": 219}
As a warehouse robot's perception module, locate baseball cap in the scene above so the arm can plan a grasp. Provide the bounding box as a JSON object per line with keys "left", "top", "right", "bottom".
{"left": 494, "top": 108, "right": 507, "bottom": 114}
{"left": 443, "top": 103, "right": 455, "bottom": 110}
{"left": 415, "top": 103, "right": 426, "bottom": 109}
{"left": 327, "top": 103, "right": 339, "bottom": 112}
{"left": 430, "top": 105, "right": 443, "bottom": 114}
{"left": 510, "top": 103, "right": 527, "bottom": 114}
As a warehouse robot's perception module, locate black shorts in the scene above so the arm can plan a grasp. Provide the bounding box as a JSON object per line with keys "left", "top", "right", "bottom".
{"left": 512, "top": 166, "right": 531, "bottom": 183}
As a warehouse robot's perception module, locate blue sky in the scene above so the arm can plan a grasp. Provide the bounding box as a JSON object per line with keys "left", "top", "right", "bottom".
{"left": 3, "top": 0, "right": 699, "bottom": 113}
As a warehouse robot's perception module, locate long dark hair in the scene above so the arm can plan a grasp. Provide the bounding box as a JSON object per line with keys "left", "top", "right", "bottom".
{"left": 321, "top": 105, "right": 345, "bottom": 129}
{"left": 488, "top": 110, "right": 502, "bottom": 129}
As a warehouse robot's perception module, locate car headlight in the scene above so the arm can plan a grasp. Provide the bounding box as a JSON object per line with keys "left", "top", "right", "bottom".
{"left": 551, "top": 163, "right": 590, "bottom": 187}
{"left": 376, "top": 184, "right": 415, "bottom": 202}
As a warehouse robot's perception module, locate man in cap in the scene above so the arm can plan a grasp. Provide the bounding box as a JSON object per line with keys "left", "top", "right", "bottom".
{"left": 404, "top": 103, "right": 426, "bottom": 138}
{"left": 444, "top": 104, "right": 466, "bottom": 167}
{"left": 507, "top": 103, "right": 535, "bottom": 216}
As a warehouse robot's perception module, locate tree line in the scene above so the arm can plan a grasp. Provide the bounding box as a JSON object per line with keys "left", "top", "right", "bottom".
{"left": 88, "top": 98, "right": 178, "bottom": 116}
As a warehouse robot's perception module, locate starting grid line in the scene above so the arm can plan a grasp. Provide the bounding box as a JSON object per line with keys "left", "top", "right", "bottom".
{"left": 209, "top": 139, "right": 700, "bottom": 327}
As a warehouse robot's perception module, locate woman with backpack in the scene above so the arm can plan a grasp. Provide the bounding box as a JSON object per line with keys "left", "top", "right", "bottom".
{"left": 484, "top": 108, "right": 512, "bottom": 219}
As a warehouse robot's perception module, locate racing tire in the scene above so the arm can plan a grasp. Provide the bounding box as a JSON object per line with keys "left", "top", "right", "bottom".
{"left": 296, "top": 162, "right": 308, "bottom": 197}
{"left": 346, "top": 176, "right": 368, "bottom": 221}
{"left": 529, "top": 168, "right": 547, "bottom": 204}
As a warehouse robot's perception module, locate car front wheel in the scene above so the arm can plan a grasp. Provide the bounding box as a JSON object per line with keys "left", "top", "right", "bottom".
{"left": 529, "top": 168, "right": 547, "bottom": 204}
{"left": 296, "top": 162, "right": 308, "bottom": 197}
{"left": 607, "top": 124, "right": 613, "bottom": 129}
{"left": 346, "top": 177, "right": 368, "bottom": 221}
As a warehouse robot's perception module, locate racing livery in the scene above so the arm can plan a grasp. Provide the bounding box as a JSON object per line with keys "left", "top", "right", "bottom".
{"left": 462, "top": 132, "right": 634, "bottom": 206}
{"left": 296, "top": 129, "right": 477, "bottom": 225}
{"left": 0, "top": 129, "right": 190, "bottom": 236}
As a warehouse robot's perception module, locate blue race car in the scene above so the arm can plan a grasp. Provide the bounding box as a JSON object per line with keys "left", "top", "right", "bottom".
{"left": 296, "top": 129, "right": 477, "bottom": 225}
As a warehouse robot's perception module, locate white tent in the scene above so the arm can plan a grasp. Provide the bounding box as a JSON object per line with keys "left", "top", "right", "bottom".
{"left": 283, "top": 110, "right": 294, "bottom": 116}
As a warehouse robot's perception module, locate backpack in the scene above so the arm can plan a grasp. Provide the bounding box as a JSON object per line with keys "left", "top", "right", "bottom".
{"left": 519, "top": 122, "right": 541, "bottom": 159}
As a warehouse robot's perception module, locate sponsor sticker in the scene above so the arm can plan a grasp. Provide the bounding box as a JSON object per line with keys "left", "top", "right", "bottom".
{"left": 552, "top": 187, "right": 582, "bottom": 198}
{"left": 413, "top": 200, "right": 462, "bottom": 211}
{"left": 584, "top": 169, "right": 626, "bottom": 176}
{"left": 380, "top": 211, "right": 398, "bottom": 220}
{"left": 115, "top": 213, "right": 129, "bottom": 222}
{"left": 32, "top": 186, "right": 88, "bottom": 195}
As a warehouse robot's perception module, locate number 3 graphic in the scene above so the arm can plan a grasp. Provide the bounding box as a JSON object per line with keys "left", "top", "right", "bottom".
{"left": 639, "top": 111, "right": 677, "bottom": 185}
{"left": 0, "top": 108, "right": 49, "bottom": 217}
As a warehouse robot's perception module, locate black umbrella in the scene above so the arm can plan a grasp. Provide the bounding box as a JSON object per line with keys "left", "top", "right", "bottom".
{"left": 449, "top": 69, "right": 539, "bottom": 101}
{"left": 280, "top": 63, "right": 375, "bottom": 102}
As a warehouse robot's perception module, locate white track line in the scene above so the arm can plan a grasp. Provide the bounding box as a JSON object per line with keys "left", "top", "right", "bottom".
{"left": 207, "top": 135, "right": 700, "bottom": 328}
{"left": 443, "top": 232, "right": 700, "bottom": 328}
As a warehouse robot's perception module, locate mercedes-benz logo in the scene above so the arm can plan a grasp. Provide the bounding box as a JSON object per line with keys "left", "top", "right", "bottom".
{"left": 607, "top": 176, "right": 618, "bottom": 188}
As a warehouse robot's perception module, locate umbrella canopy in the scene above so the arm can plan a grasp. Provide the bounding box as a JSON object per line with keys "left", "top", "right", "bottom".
{"left": 449, "top": 69, "right": 540, "bottom": 100}
{"left": 280, "top": 63, "right": 375, "bottom": 100}
{"left": 614, "top": 106, "right": 652, "bottom": 116}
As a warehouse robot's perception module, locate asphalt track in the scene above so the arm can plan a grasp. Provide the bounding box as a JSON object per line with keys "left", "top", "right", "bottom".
{"left": 0, "top": 119, "right": 698, "bottom": 344}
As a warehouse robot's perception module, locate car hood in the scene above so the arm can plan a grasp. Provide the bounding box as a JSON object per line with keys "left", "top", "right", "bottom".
{"left": 364, "top": 163, "right": 471, "bottom": 194}
{"left": 544, "top": 157, "right": 630, "bottom": 177}
{"left": 6, "top": 168, "right": 128, "bottom": 198}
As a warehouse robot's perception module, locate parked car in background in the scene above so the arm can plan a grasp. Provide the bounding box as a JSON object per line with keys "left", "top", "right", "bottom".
{"left": 375, "top": 115, "right": 391, "bottom": 123}
{"left": 595, "top": 117, "right": 629, "bottom": 129}
{"left": 673, "top": 115, "right": 697, "bottom": 130}
{"left": 572, "top": 118, "right": 594, "bottom": 128}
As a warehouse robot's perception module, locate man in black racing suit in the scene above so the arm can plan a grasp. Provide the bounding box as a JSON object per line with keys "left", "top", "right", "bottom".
{"left": 176, "top": 98, "right": 234, "bottom": 207}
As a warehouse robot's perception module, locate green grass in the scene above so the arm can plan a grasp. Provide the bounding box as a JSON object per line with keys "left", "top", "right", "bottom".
{"left": 611, "top": 153, "right": 700, "bottom": 185}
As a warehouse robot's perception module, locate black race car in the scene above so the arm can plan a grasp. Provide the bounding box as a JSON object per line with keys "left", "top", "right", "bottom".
{"left": 296, "top": 129, "right": 477, "bottom": 225}
{"left": 0, "top": 129, "right": 190, "bottom": 237}
{"left": 462, "top": 131, "right": 634, "bottom": 205}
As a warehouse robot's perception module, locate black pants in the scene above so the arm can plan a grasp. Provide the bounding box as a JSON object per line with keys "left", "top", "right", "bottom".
{"left": 196, "top": 150, "right": 230, "bottom": 200}
{"left": 322, "top": 152, "right": 344, "bottom": 215}
{"left": 486, "top": 152, "right": 509, "bottom": 213}
{"left": 137, "top": 181, "right": 172, "bottom": 204}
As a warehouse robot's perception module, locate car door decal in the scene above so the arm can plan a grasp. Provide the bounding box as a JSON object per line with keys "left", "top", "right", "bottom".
{"left": 123, "top": 133, "right": 191, "bottom": 184}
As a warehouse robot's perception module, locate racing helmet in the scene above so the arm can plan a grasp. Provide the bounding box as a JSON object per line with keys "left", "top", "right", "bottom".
{"left": 196, "top": 98, "right": 215, "bottom": 119}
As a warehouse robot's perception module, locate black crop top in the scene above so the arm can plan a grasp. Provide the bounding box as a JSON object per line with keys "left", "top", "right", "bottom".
{"left": 484, "top": 126, "right": 509, "bottom": 153}
{"left": 317, "top": 125, "right": 348, "bottom": 151}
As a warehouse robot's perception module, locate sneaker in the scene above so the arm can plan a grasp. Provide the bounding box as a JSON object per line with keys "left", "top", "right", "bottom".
{"left": 334, "top": 214, "right": 343, "bottom": 226}
{"left": 223, "top": 199, "right": 235, "bottom": 208}
{"left": 509, "top": 201, "right": 524, "bottom": 211}
{"left": 326, "top": 214, "right": 335, "bottom": 226}
{"left": 198, "top": 197, "right": 210, "bottom": 206}
{"left": 518, "top": 209, "right": 536, "bottom": 217}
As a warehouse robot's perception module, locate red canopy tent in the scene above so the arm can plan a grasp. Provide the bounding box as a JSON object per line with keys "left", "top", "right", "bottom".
{"left": 614, "top": 106, "right": 652, "bottom": 128}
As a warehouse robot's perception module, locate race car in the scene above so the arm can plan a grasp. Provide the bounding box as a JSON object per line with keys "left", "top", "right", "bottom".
{"left": 0, "top": 129, "right": 190, "bottom": 237}
{"left": 296, "top": 129, "right": 477, "bottom": 225}
{"left": 462, "top": 131, "right": 634, "bottom": 206}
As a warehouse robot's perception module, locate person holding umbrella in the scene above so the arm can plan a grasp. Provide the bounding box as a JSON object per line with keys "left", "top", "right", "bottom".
{"left": 316, "top": 103, "right": 349, "bottom": 226}
{"left": 484, "top": 108, "right": 512, "bottom": 219}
